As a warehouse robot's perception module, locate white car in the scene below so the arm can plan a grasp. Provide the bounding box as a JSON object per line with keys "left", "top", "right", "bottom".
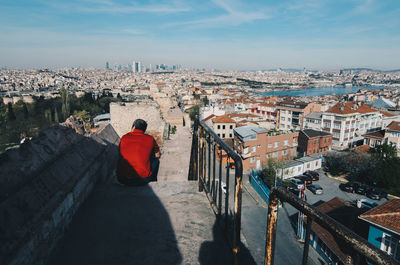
{"left": 356, "top": 199, "right": 378, "bottom": 209}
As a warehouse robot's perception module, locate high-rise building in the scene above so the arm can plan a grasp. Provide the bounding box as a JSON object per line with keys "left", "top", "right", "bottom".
{"left": 106, "top": 62, "right": 110, "bottom": 70}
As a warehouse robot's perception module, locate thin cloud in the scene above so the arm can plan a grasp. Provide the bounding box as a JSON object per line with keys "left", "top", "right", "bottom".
{"left": 353, "top": 0, "right": 376, "bottom": 14}
{"left": 165, "top": 0, "right": 270, "bottom": 29}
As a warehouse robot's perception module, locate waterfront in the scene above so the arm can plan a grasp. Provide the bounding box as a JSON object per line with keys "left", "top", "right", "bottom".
{"left": 257, "top": 86, "right": 386, "bottom": 97}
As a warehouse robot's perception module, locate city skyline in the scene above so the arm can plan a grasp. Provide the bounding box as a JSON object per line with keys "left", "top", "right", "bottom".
{"left": 1, "top": 0, "right": 399, "bottom": 70}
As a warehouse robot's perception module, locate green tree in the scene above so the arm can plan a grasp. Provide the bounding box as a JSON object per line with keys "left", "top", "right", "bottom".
{"left": 189, "top": 104, "right": 201, "bottom": 121}
{"left": 7, "top": 103, "right": 16, "bottom": 121}
{"left": 369, "top": 143, "right": 397, "bottom": 160}
{"left": 260, "top": 159, "right": 284, "bottom": 188}
{"left": 73, "top": 110, "right": 90, "bottom": 122}
{"left": 60, "top": 88, "right": 70, "bottom": 120}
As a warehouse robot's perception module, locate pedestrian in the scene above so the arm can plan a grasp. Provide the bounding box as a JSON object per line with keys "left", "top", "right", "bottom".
{"left": 116, "top": 119, "right": 160, "bottom": 186}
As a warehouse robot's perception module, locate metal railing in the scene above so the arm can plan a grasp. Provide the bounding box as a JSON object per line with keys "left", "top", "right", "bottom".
{"left": 189, "top": 119, "right": 243, "bottom": 265}
{"left": 188, "top": 119, "right": 398, "bottom": 265}
{"left": 265, "top": 187, "right": 399, "bottom": 265}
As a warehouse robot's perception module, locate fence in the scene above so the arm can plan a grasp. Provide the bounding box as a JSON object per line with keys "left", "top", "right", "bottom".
{"left": 250, "top": 170, "right": 271, "bottom": 204}
{"left": 188, "top": 119, "right": 243, "bottom": 265}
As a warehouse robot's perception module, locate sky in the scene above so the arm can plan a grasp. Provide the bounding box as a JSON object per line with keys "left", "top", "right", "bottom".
{"left": 0, "top": 0, "right": 399, "bottom": 70}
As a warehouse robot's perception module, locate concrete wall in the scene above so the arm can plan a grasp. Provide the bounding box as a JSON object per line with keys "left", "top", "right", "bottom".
{"left": 0, "top": 120, "right": 120, "bottom": 265}
{"left": 110, "top": 102, "right": 168, "bottom": 146}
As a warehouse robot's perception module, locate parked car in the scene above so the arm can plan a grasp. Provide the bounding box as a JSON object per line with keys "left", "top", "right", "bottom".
{"left": 354, "top": 183, "right": 368, "bottom": 195}
{"left": 294, "top": 175, "right": 313, "bottom": 184}
{"left": 366, "top": 189, "right": 387, "bottom": 200}
{"left": 356, "top": 199, "right": 378, "bottom": 209}
{"left": 290, "top": 178, "right": 305, "bottom": 190}
{"left": 287, "top": 187, "right": 301, "bottom": 197}
{"left": 307, "top": 184, "right": 323, "bottom": 195}
{"left": 303, "top": 170, "right": 320, "bottom": 181}
{"left": 339, "top": 182, "right": 355, "bottom": 193}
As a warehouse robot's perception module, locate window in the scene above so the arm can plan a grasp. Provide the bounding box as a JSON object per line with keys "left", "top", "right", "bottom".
{"left": 244, "top": 147, "right": 249, "bottom": 154}
{"left": 268, "top": 143, "right": 272, "bottom": 148}
{"left": 266, "top": 153, "right": 271, "bottom": 158}
{"left": 217, "top": 133, "right": 220, "bottom": 137}
{"left": 284, "top": 140, "right": 289, "bottom": 146}
{"left": 272, "top": 152, "right": 278, "bottom": 158}
{"left": 282, "top": 150, "right": 288, "bottom": 155}
{"left": 281, "top": 117, "right": 285, "bottom": 121}
{"left": 250, "top": 157, "right": 255, "bottom": 163}
{"left": 257, "top": 144, "right": 261, "bottom": 148}
{"left": 252, "top": 146, "right": 256, "bottom": 153}
{"left": 222, "top": 133, "right": 225, "bottom": 138}
{"left": 229, "top": 134, "right": 232, "bottom": 138}
{"left": 274, "top": 141, "right": 279, "bottom": 148}
{"left": 230, "top": 125, "right": 233, "bottom": 129}
{"left": 217, "top": 125, "right": 220, "bottom": 129}
{"left": 334, "top": 123, "right": 341, "bottom": 129}
{"left": 381, "top": 233, "right": 400, "bottom": 261}
{"left": 222, "top": 125, "right": 225, "bottom": 129}
{"left": 323, "top": 122, "right": 331, "bottom": 128}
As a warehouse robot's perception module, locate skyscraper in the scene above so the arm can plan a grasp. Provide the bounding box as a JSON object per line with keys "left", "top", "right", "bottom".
{"left": 106, "top": 62, "right": 110, "bottom": 70}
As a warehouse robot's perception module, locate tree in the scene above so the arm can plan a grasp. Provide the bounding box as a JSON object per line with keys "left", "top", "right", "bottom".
{"left": 369, "top": 143, "right": 397, "bottom": 160}
{"left": 7, "top": 103, "right": 16, "bottom": 121}
{"left": 73, "top": 110, "right": 90, "bottom": 123}
{"left": 22, "top": 103, "right": 29, "bottom": 119}
{"left": 189, "top": 104, "right": 201, "bottom": 121}
{"left": 260, "top": 159, "right": 283, "bottom": 188}
{"left": 60, "top": 88, "right": 70, "bottom": 120}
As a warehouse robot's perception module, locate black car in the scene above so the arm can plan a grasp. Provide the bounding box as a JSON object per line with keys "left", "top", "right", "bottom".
{"left": 366, "top": 189, "right": 388, "bottom": 200}
{"left": 339, "top": 182, "right": 355, "bottom": 193}
{"left": 303, "top": 170, "right": 320, "bottom": 181}
{"left": 307, "top": 184, "right": 323, "bottom": 195}
{"left": 295, "top": 175, "right": 313, "bottom": 184}
{"left": 354, "top": 184, "right": 368, "bottom": 195}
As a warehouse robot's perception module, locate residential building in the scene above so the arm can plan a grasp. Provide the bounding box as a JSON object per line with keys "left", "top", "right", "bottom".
{"left": 303, "top": 112, "right": 323, "bottom": 131}
{"left": 278, "top": 154, "right": 322, "bottom": 180}
{"left": 359, "top": 199, "right": 400, "bottom": 263}
{"left": 277, "top": 101, "right": 322, "bottom": 131}
{"left": 385, "top": 121, "right": 400, "bottom": 155}
{"left": 248, "top": 103, "right": 278, "bottom": 122}
{"left": 211, "top": 115, "right": 236, "bottom": 139}
{"left": 233, "top": 126, "right": 298, "bottom": 171}
{"left": 362, "top": 130, "right": 386, "bottom": 148}
{"left": 307, "top": 197, "right": 369, "bottom": 265}
{"left": 322, "top": 102, "right": 382, "bottom": 150}
{"left": 298, "top": 129, "right": 332, "bottom": 156}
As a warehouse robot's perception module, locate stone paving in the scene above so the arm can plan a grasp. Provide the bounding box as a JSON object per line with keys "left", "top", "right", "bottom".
{"left": 158, "top": 124, "right": 192, "bottom": 182}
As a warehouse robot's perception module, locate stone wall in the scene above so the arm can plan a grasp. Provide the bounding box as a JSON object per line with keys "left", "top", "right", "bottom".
{"left": 110, "top": 101, "right": 168, "bottom": 146}
{"left": 0, "top": 119, "right": 120, "bottom": 265}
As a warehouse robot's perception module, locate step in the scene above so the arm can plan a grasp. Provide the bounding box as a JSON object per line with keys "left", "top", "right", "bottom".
{"left": 47, "top": 181, "right": 233, "bottom": 265}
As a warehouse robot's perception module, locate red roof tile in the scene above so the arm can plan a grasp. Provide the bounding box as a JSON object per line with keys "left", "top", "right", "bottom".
{"left": 212, "top": 115, "right": 236, "bottom": 123}
{"left": 359, "top": 199, "right": 400, "bottom": 235}
{"left": 327, "top": 102, "right": 378, "bottom": 115}
{"left": 387, "top": 121, "right": 400, "bottom": 132}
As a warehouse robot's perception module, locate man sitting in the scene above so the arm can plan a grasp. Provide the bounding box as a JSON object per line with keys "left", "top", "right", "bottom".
{"left": 116, "top": 119, "right": 160, "bottom": 186}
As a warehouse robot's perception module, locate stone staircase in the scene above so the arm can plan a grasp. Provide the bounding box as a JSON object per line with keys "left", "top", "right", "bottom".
{"left": 47, "top": 181, "right": 233, "bottom": 265}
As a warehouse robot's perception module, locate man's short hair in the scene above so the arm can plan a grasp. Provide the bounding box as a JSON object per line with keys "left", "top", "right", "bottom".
{"left": 132, "top": 119, "right": 147, "bottom": 132}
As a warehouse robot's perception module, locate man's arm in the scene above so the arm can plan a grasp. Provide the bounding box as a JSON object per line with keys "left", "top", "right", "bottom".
{"left": 153, "top": 138, "right": 161, "bottom": 158}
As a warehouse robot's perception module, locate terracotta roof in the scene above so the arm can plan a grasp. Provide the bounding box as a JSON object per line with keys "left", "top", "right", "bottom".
{"left": 354, "top": 145, "right": 371, "bottom": 153}
{"left": 212, "top": 115, "right": 236, "bottom": 123}
{"left": 359, "top": 199, "right": 400, "bottom": 235}
{"left": 381, "top": 111, "right": 396, "bottom": 117}
{"left": 387, "top": 121, "right": 400, "bottom": 132}
{"left": 228, "top": 113, "right": 259, "bottom": 118}
{"left": 202, "top": 114, "right": 215, "bottom": 122}
{"left": 362, "top": 130, "right": 385, "bottom": 139}
{"left": 326, "top": 102, "right": 378, "bottom": 115}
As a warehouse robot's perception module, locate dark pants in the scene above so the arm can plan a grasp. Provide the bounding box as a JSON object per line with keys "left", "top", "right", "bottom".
{"left": 117, "top": 157, "right": 160, "bottom": 186}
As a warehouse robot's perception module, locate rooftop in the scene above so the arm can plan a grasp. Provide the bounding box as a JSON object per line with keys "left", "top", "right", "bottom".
{"left": 359, "top": 199, "right": 400, "bottom": 236}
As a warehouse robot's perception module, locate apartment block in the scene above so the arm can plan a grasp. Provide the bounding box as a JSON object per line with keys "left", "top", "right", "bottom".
{"left": 322, "top": 102, "right": 382, "bottom": 150}
{"left": 233, "top": 126, "right": 298, "bottom": 171}
{"left": 277, "top": 101, "right": 322, "bottom": 131}
{"left": 298, "top": 129, "right": 332, "bottom": 156}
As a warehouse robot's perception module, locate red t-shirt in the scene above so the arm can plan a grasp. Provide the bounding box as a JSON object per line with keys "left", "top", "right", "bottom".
{"left": 117, "top": 129, "right": 160, "bottom": 178}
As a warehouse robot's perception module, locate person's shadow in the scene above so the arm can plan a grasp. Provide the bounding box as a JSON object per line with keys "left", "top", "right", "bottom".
{"left": 47, "top": 183, "right": 182, "bottom": 265}
{"left": 199, "top": 219, "right": 257, "bottom": 265}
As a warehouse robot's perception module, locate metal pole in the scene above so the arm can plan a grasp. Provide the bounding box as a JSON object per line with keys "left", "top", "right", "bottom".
{"left": 233, "top": 160, "right": 243, "bottom": 265}
{"left": 264, "top": 191, "right": 279, "bottom": 265}
{"left": 302, "top": 217, "right": 312, "bottom": 265}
